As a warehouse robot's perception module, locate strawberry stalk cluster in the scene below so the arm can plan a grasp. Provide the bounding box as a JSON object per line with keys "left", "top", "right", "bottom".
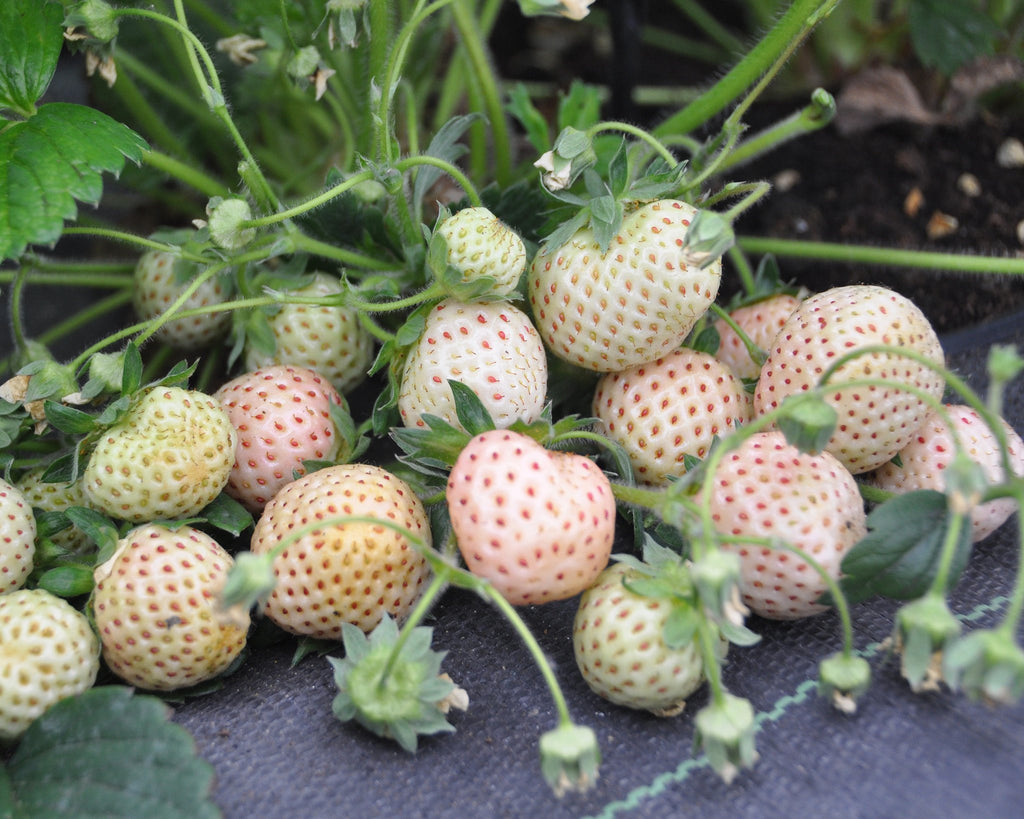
{"left": 3, "top": 0, "right": 1024, "bottom": 806}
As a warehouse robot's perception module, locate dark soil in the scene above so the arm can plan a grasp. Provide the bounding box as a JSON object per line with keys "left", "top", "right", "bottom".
{"left": 734, "top": 113, "right": 1024, "bottom": 333}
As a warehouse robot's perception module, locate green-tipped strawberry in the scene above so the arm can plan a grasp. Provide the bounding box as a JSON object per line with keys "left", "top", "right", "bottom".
{"left": 432, "top": 206, "right": 527, "bottom": 298}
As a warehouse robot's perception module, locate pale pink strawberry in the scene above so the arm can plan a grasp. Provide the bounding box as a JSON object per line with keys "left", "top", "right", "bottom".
{"left": 754, "top": 285, "right": 945, "bottom": 474}
{"left": 214, "top": 365, "right": 346, "bottom": 513}
{"left": 871, "top": 404, "right": 1024, "bottom": 542}
{"left": 92, "top": 523, "right": 249, "bottom": 691}
{"left": 250, "top": 464, "right": 432, "bottom": 637}
{"left": 433, "top": 206, "right": 527, "bottom": 296}
{"left": 243, "top": 272, "right": 375, "bottom": 395}
{"left": 398, "top": 298, "right": 548, "bottom": 430}
{"left": 528, "top": 199, "right": 721, "bottom": 372}
{"left": 133, "top": 250, "right": 231, "bottom": 351}
{"left": 706, "top": 430, "right": 867, "bottom": 619}
{"left": 713, "top": 294, "right": 802, "bottom": 380}
{"left": 592, "top": 349, "right": 752, "bottom": 484}
{"left": 82, "top": 387, "right": 237, "bottom": 523}
{"left": 0, "top": 589, "right": 100, "bottom": 740}
{"left": 446, "top": 430, "right": 616, "bottom": 605}
{"left": 0, "top": 477, "right": 36, "bottom": 593}
{"left": 573, "top": 563, "right": 711, "bottom": 714}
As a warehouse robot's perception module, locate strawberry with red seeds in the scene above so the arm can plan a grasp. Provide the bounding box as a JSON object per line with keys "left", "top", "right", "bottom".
{"left": 705, "top": 430, "right": 867, "bottom": 620}
{"left": 250, "top": 463, "right": 432, "bottom": 638}
{"left": 0, "top": 588, "right": 100, "bottom": 740}
{"left": 592, "top": 348, "right": 752, "bottom": 485}
{"left": 91, "top": 523, "right": 249, "bottom": 692}
{"left": 754, "top": 284, "right": 945, "bottom": 474}
{"left": 713, "top": 293, "right": 802, "bottom": 381}
{"left": 871, "top": 404, "right": 1024, "bottom": 543}
{"left": 528, "top": 199, "right": 721, "bottom": 372}
{"left": 0, "top": 477, "right": 36, "bottom": 594}
{"left": 398, "top": 298, "right": 548, "bottom": 431}
{"left": 446, "top": 429, "right": 615, "bottom": 605}
{"left": 133, "top": 250, "right": 231, "bottom": 351}
{"left": 17, "top": 467, "right": 91, "bottom": 555}
{"left": 82, "top": 386, "right": 237, "bottom": 523}
{"left": 243, "top": 272, "right": 375, "bottom": 395}
{"left": 215, "top": 364, "right": 347, "bottom": 513}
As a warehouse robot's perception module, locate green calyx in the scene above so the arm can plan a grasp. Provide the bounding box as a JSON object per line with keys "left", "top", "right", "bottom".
{"left": 693, "top": 692, "right": 759, "bottom": 785}
{"left": 818, "top": 652, "right": 872, "bottom": 714}
{"left": 894, "top": 593, "right": 962, "bottom": 692}
{"left": 943, "top": 628, "right": 1024, "bottom": 705}
{"left": 539, "top": 723, "right": 600, "bottom": 796}
{"left": 329, "top": 616, "right": 463, "bottom": 753}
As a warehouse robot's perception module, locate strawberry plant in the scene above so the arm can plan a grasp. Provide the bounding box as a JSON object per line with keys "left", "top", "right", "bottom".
{"left": 2, "top": 0, "right": 1024, "bottom": 814}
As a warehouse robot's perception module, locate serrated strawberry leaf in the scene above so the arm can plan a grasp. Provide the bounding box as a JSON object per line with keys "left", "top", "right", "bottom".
{"left": 64, "top": 505, "right": 120, "bottom": 561}
{"left": 121, "top": 342, "right": 143, "bottom": 396}
{"left": 506, "top": 83, "right": 550, "bottom": 154}
{"left": 908, "top": 0, "right": 1000, "bottom": 76}
{"left": 449, "top": 379, "right": 496, "bottom": 436}
{"left": 0, "top": 102, "right": 147, "bottom": 260}
{"left": 4, "top": 686, "right": 219, "bottom": 819}
{"left": 199, "top": 493, "right": 254, "bottom": 538}
{"left": 43, "top": 401, "right": 96, "bottom": 435}
{"left": 837, "top": 490, "right": 972, "bottom": 604}
{"left": 0, "top": 0, "right": 64, "bottom": 118}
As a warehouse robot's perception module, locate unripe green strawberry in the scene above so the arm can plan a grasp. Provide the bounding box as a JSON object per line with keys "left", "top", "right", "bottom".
{"left": 592, "top": 349, "right": 752, "bottom": 485}
{"left": 133, "top": 250, "right": 231, "bottom": 351}
{"left": 0, "top": 588, "right": 100, "bottom": 740}
{"left": 398, "top": 298, "right": 548, "bottom": 430}
{"left": 573, "top": 563, "right": 711, "bottom": 715}
{"left": 706, "top": 430, "right": 867, "bottom": 620}
{"left": 243, "top": 272, "right": 375, "bottom": 395}
{"left": 446, "top": 430, "right": 615, "bottom": 605}
{"left": 871, "top": 404, "right": 1024, "bottom": 543}
{"left": 17, "top": 467, "right": 90, "bottom": 555}
{"left": 0, "top": 477, "right": 36, "bottom": 594}
{"left": 713, "top": 293, "right": 802, "bottom": 380}
{"left": 214, "top": 365, "right": 347, "bottom": 513}
{"left": 433, "top": 207, "right": 527, "bottom": 296}
{"left": 92, "top": 524, "right": 249, "bottom": 691}
{"left": 754, "top": 285, "right": 945, "bottom": 474}
{"left": 250, "top": 464, "right": 432, "bottom": 638}
{"left": 83, "top": 387, "right": 237, "bottom": 523}
{"left": 528, "top": 199, "right": 721, "bottom": 372}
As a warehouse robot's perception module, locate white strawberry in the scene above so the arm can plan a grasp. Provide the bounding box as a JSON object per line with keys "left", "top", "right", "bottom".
{"left": 713, "top": 293, "right": 802, "bottom": 380}
{"left": 398, "top": 298, "right": 549, "bottom": 430}
{"left": 133, "top": 250, "right": 231, "bottom": 351}
{"left": 871, "top": 404, "right": 1024, "bottom": 542}
{"left": 573, "top": 562, "right": 711, "bottom": 714}
{"left": 528, "top": 199, "right": 721, "bottom": 372}
{"left": 592, "top": 348, "right": 752, "bottom": 485}
{"left": 706, "top": 430, "right": 868, "bottom": 619}
{"left": 243, "top": 272, "right": 375, "bottom": 395}
{"left": 754, "top": 285, "right": 946, "bottom": 474}
{"left": 250, "top": 464, "right": 432, "bottom": 637}
{"left": 0, "top": 476, "right": 37, "bottom": 593}
{"left": 82, "top": 386, "right": 237, "bottom": 523}
{"left": 0, "top": 588, "right": 100, "bottom": 740}
{"left": 446, "top": 429, "right": 616, "bottom": 605}
{"left": 92, "top": 523, "right": 250, "bottom": 691}
{"left": 433, "top": 206, "right": 527, "bottom": 297}
{"left": 16, "top": 467, "right": 90, "bottom": 555}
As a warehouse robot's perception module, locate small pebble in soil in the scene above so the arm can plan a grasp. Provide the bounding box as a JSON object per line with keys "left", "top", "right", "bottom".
{"left": 996, "top": 137, "right": 1024, "bottom": 168}
{"left": 926, "top": 211, "right": 959, "bottom": 240}
{"left": 957, "top": 173, "right": 982, "bottom": 198}
{"left": 903, "top": 186, "right": 924, "bottom": 217}
{"left": 1016, "top": 219, "right": 1024, "bottom": 246}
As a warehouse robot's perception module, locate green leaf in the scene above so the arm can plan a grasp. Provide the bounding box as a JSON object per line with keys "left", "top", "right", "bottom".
{"left": 199, "top": 493, "right": 254, "bottom": 538}
{"left": 36, "top": 563, "right": 94, "bottom": 598}
{"left": 449, "top": 380, "right": 496, "bottom": 436}
{"left": 838, "top": 490, "right": 973, "bottom": 604}
{"left": 43, "top": 401, "right": 96, "bottom": 435}
{"left": 64, "top": 505, "right": 120, "bottom": 561}
{"left": 0, "top": 102, "right": 147, "bottom": 260}
{"left": 412, "top": 113, "right": 481, "bottom": 216}
{"left": 506, "top": 83, "right": 550, "bottom": 154}
{"left": 909, "top": 0, "right": 1000, "bottom": 75}
{"left": 4, "top": 686, "right": 219, "bottom": 818}
{"left": 0, "top": 0, "right": 64, "bottom": 117}
{"left": 121, "top": 342, "right": 143, "bottom": 396}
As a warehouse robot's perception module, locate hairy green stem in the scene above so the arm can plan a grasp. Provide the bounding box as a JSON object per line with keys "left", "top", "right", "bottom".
{"left": 143, "top": 150, "right": 231, "bottom": 198}
{"left": 736, "top": 237, "right": 1024, "bottom": 276}
{"left": 653, "top": 0, "right": 839, "bottom": 138}
{"left": 60, "top": 228, "right": 208, "bottom": 263}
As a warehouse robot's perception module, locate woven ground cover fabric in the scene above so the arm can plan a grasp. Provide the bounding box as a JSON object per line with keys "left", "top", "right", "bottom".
{"left": 172, "top": 315, "right": 1024, "bottom": 819}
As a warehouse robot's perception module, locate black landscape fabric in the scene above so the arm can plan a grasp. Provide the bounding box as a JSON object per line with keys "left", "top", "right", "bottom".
{"left": 171, "top": 313, "right": 1024, "bottom": 819}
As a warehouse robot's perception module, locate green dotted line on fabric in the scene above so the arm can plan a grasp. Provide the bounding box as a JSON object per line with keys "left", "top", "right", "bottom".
{"left": 586, "top": 595, "right": 1010, "bottom": 819}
